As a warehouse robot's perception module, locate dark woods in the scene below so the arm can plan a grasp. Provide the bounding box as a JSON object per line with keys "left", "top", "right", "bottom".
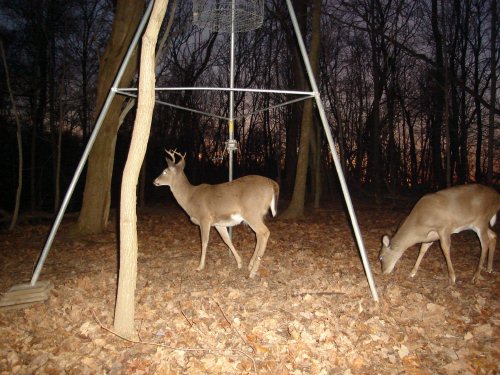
{"left": 0, "top": 0, "right": 498, "bottom": 220}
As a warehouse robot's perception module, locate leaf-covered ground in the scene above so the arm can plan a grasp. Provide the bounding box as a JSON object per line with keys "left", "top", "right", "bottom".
{"left": 1, "top": 199, "right": 498, "bottom": 374}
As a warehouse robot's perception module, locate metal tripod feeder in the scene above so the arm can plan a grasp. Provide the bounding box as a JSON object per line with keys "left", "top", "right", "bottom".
{"left": 0, "top": 1, "right": 155, "bottom": 311}
{"left": 1, "top": 0, "right": 379, "bottom": 309}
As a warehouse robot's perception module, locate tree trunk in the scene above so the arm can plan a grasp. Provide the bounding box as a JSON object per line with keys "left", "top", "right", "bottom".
{"left": 354, "top": 76, "right": 365, "bottom": 183}
{"left": 406, "top": 111, "right": 418, "bottom": 185}
{"left": 284, "top": 0, "right": 307, "bottom": 195}
{"left": 365, "top": 0, "right": 389, "bottom": 200}
{"left": 281, "top": 0, "right": 321, "bottom": 218}
{"left": 443, "top": 51, "right": 451, "bottom": 187}
{"left": 311, "top": 118, "right": 322, "bottom": 208}
{"left": 486, "top": 0, "right": 497, "bottom": 184}
{"left": 430, "top": 0, "right": 445, "bottom": 188}
{"left": 114, "top": 0, "right": 169, "bottom": 338}
{"left": 117, "top": 0, "right": 178, "bottom": 129}
{"left": 1, "top": 40, "right": 23, "bottom": 231}
{"left": 31, "top": 38, "right": 48, "bottom": 211}
{"left": 55, "top": 18, "right": 69, "bottom": 212}
{"left": 473, "top": 8, "right": 483, "bottom": 183}
{"left": 55, "top": 76, "right": 63, "bottom": 212}
{"left": 138, "top": 160, "right": 146, "bottom": 208}
{"left": 457, "top": 0, "right": 471, "bottom": 184}
{"left": 385, "top": 66, "right": 398, "bottom": 191}
{"left": 76, "top": 0, "right": 145, "bottom": 235}
{"left": 48, "top": 34, "right": 56, "bottom": 211}
{"left": 331, "top": 77, "right": 346, "bottom": 174}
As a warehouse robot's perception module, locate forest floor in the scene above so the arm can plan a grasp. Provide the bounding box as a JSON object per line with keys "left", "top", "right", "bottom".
{"left": 0, "top": 198, "right": 499, "bottom": 374}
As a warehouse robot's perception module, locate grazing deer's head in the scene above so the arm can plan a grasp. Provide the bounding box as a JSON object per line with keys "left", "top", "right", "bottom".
{"left": 153, "top": 150, "right": 186, "bottom": 187}
{"left": 379, "top": 235, "right": 404, "bottom": 274}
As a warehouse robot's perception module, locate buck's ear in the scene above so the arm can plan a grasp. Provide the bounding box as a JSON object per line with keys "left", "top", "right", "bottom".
{"left": 382, "top": 235, "right": 390, "bottom": 247}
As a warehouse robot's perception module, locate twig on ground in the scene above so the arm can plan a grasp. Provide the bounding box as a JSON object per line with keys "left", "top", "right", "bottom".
{"left": 291, "top": 291, "right": 346, "bottom": 297}
{"left": 178, "top": 301, "right": 207, "bottom": 337}
{"left": 213, "top": 298, "right": 256, "bottom": 354}
{"left": 91, "top": 310, "right": 258, "bottom": 374}
{"left": 137, "top": 319, "right": 144, "bottom": 342}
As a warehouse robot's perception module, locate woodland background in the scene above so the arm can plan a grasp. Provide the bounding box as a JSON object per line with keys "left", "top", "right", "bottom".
{"left": 0, "top": 1, "right": 499, "bottom": 372}
{"left": 0, "top": 0, "right": 498, "bottom": 230}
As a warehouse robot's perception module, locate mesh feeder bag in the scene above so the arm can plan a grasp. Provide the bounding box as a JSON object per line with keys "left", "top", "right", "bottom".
{"left": 192, "top": 0, "right": 264, "bottom": 33}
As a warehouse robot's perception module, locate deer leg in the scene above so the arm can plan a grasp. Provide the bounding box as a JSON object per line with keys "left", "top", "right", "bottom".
{"left": 410, "top": 242, "right": 433, "bottom": 278}
{"left": 247, "top": 218, "right": 261, "bottom": 271}
{"left": 486, "top": 229, "right": 496, "bottom": 273}
{"left": 472, "top": 228, "right": 490, "bottom": 283}
{"left": 197, "top": 224, "right": 211, "bottom": 271}
{"left": 248, "top": 247, "right": 258, "bottom": 272}
{"left": 247, "top": 222, "right": 264, "bottom": 271}
{"left": 248, "top": 222, "right": 270, "bottom": 278}
{"left": 215, "top": 225, "right": 242, "bottom": 269}
{"left": 248, "top": 233, "right": 262, "bottom": 273}
{"left": 439, "top": 233, "right": 456, "bottom": 285}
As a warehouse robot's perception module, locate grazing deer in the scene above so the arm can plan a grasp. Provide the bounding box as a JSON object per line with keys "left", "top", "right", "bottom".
{"left": 380, "top": 184, "right": 499, "bottom": 285}
{"left": 154, "top": 150, "right": 279, "bottom": 278}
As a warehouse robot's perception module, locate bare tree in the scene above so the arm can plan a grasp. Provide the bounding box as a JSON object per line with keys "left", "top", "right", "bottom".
{"left": 486, "top": 0, "right": 497, "bottom": 184}
{"left": 281, "top": 0, "right": 321, "bottom": 218}
{"left": 1, "top": 40, "right": 22, "bottom": 230}
{"left": 76, "top": 0, "right": 145, "bottom": 235}
{"left": 114, "top": 0, "right": 170, "bottom": 338}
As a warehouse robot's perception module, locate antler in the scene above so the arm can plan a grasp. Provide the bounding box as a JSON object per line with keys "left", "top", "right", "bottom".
{"left": 165, "top": 149, "right": 186, "bottom": 167}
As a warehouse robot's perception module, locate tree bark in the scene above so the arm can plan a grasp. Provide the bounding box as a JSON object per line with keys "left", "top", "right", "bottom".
{"left": 76, "top": 0, "right": 145, "bottom": 235}
{"left": 359, "top": 0, "right": 391, "bottom": 199}
{"left": 457, "top": 0, "right": 471, "bottom": 184}
{"left": 284, "top": 0, "right": 307, "bottom": 195}
{"left": 311, "top": 118, "right": 322, "bottom": 208}
{"left": 114, "top": 0, "right": 169, "bottom": 338}
{"left": 1, "top": 40, "right": 23, "bottom": 231}
{"left": 443, "top": 45, "right": 451, "bottom": 187}
{"left": 281, "top": 0, "right": 321, "bottom": 219}
{"left": 31, "top": 34, "right": 48, "bottom": 211}
{"left": 473, "top": 4, "right": 483, "bottom": 182}
{"left": 430, "top": 0, "right": 445, "bottom": 188}
{"left": 118, "top": 0, "right": 178, "bottom": 129}
{"left": 486, "top": 0, "right": 497, "bottom": 184}
{"left": 48, "top": 12, "right": 58, "bottom": 211}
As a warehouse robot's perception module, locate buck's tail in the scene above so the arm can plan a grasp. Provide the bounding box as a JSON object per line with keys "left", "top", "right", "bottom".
{"left": 270, "top": 180, "right": 280, "bottom": 217}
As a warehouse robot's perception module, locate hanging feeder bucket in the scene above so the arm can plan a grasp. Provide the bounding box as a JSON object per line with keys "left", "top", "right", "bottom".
{"left": 192, "top": 0, "right": 264, "bottom": 33}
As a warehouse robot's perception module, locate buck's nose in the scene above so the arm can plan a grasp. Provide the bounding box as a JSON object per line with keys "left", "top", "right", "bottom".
{"left": 153, "top": 179, "right": 160, "bottom": 186}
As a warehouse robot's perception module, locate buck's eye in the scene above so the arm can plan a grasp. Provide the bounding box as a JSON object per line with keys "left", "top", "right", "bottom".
{"left": 162, "top": 171, "right": 167, "bottom": 175}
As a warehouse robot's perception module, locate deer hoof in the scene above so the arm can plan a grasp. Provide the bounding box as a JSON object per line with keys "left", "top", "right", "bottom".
{"left": 471, "top": 273, "right": 482, "bottom": 284}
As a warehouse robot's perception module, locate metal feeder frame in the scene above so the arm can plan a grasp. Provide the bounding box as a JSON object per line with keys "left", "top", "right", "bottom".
{"left": 13, "top": 0, "right": 378, "bottom": 305}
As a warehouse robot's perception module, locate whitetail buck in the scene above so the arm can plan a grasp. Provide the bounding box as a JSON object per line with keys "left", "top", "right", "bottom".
{"left": 154, "top": 150, "right": 279, "bottom": 278}
{"left": 380, "top": 184, "right": 499, "bottom": 285}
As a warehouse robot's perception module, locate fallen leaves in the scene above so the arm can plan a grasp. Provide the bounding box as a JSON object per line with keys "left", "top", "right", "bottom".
{"left": 0, "top": 204, "right": 498, "bottom": 374}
